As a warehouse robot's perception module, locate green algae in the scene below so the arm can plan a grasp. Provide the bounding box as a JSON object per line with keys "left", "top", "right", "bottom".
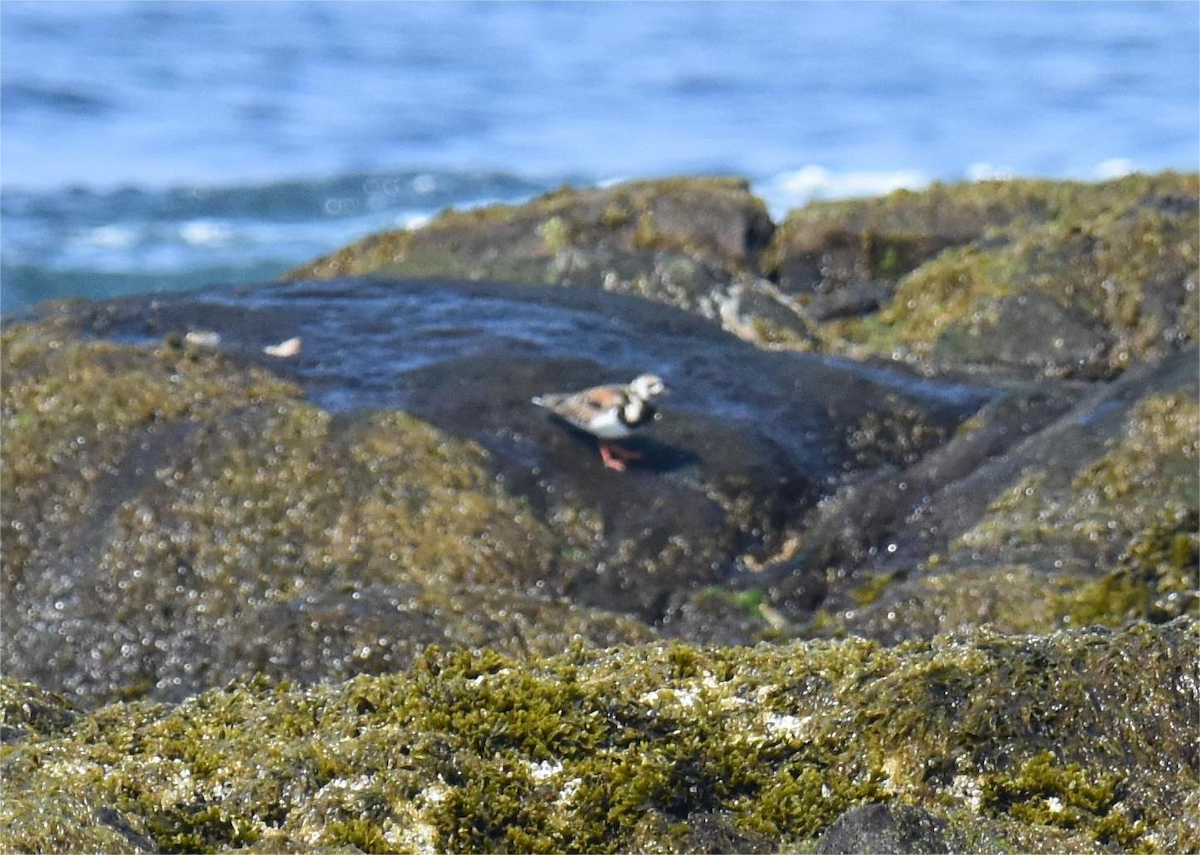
{"left": 956, "top": 391, "right": 1199, "bottom": 561}
{"left": 2, "top": 621, "right": 1195, "bottom": 854}
{"left": 980, "top": 751, "right": 1118, "bottom": 825}
{"left": 536, "top": 215, "right": 573, "bottom": 253}
{"left": 1055, "top": 509, "right": 1199, "bottom": 628}
{"left": 281, "top": 177, "right": 773, "bottom": 323}
{"left": 1, "top": 322, "right": 300, "bottom": 592}
{"left": 2, "top": 320, "right": 656, "bottom": 704}
{"left": 825, "top": 385, "right": 1199, "bottom": 640}
{"left": 874, "top": 246, "right": 1006, "bottom": 355}
{"left": 84, "top": 400, "right": 563, "bottom": 645}
{"left": 847, "top": 572, "right": 898, "bottom": 607}
{"left": 283, "top": 171, "right": 1196, "bottom": 377}
{"left": 823, "top": 565, "right": 1089, "bottom": 643}
{"left": 779, "top": 172, "right": 1200, "bottom": 375}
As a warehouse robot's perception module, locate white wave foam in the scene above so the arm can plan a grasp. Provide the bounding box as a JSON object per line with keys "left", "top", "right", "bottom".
{"left": 756, "top": 165, "right": 929, "bottom": 217}
{"left": 1093, "top": 157, "right": 1136, "bottom": 180}
{"left": 81, "top": 224, "right": 137, "bottom": 248}
{"left": 966, "top": 162, "right": 1015, "bottom": 181}
{"left": 397, "top": 212, "right": 432, "bottom": 230}
{"left": 969, "top": 158, "right": 1139, "bottom": 185}
{"left": 180, "top": 219, "right": 233, "bottom": 246}
{"left": 759, "top": 159, "right": 1147, "bottom": 217}
{"left": 411, "top": 174, "right": 438, "bottom": 194}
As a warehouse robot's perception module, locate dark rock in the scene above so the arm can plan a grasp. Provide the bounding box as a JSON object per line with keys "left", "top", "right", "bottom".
{"left": 807, "top": 281, "right": 893, "bottom": 321}
{"left": 720, "top": 280, "right": 816, "bottom": 344}
{"left": 3, "top": 277, "right": 994, "bottom": 700}
{"left": 96, "top": 808, "right": 158, "bottom": 853}
{"left": 809, "top": 347, "right": 1199, "bottom": 641}
{"left": 768, "top": 224, "right": 873, "bottom": 295}
{"left": 617, "top": 809, "right": 779, "bottom": 855}
{"left": 773, "top": 386, "right": 1082, "bottom": 586}
{"left": 815, "top": 804, "right": 954, "bottom": 854}
{"left": 937, "top": 290, "right": 1110, "bottom": 377}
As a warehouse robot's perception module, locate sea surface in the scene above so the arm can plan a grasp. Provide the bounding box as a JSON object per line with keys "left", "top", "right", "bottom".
{"left": 2, "top": 1, "right": 1197, "bottom": 313}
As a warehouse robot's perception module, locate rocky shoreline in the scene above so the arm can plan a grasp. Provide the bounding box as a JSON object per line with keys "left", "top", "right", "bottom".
{"left": 3, "top": 172, "right": 1197, "bottom": 853}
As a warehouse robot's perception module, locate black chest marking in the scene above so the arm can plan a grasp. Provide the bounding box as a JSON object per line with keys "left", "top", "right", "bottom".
{"left": 620, "top": 397, "right": 655, "bottom": 428}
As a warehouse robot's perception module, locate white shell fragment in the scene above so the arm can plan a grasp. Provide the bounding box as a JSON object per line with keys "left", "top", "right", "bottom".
{"left": 264, "top": 336, "right": 303, "bottom": 358}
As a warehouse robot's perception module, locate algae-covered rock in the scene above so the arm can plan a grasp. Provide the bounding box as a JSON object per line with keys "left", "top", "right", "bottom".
{"left": 1, "top": 318, "right": 655, "bottom": 704}
{"left": 0, "top": 680, "right": 78, "bottom": 743}
{"left": 2, "top": 620, "right": 1196, "bottom": 854}
{"left": 771, "top": 172, "right": 1199, "bottom": 377}
{"left": 285, "top": 176, "right": 776, "bottom": 325}
{"left": 6, "top": 277, "right": 988, "bottom": 665}
{"left": 5, "top": 276, "right": 994, "bottom": 702}
{"left": 7, "top": 273, "right": 1192, "bottom": 695}
{"left": 803, "top": 347, "right": 1199, "bottom": 641}
{"left": 285, "top": 172, "right": 1197, "bottom": 376}
{"left": 762, "top": 177, "right": 1089, "bottom": 294}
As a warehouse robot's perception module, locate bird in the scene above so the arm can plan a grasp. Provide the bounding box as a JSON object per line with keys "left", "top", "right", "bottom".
{"left": 532, "top": 374, "right": 667, "bottom": 471}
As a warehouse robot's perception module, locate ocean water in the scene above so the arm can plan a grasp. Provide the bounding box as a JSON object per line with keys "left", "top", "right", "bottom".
{"left": 2, "top": 1, "right": 1197, "bottom": 313}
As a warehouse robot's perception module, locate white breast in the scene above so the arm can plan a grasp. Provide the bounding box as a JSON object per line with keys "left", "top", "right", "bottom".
{"left": 585, "top": 406, "right": 633, "bottom": 438}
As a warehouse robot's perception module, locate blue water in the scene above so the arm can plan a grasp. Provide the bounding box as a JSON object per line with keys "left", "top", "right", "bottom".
{"left": 2, "top": 1, "right": 1197, "bottom": 313}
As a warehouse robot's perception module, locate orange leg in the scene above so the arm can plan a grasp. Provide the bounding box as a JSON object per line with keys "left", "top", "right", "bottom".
{"left": 599, "top": 441, "right": 641, "bottom": 471}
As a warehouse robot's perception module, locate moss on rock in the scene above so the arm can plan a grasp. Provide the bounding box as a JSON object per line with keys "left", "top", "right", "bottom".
{"left": 1, "top": 321, "right": 655, "bottom": 704}
{"left": 1, "top": 321, "right": 299, "bottom": 587}
{"left": 282, "top": 172, "right": 1197, "bottom": 375}
{"left": 2, "top": 620, "right": 1196, "bottom": 854}
{"left": 774, "top": 172, "right": 1200, "bottom": 376}
{"left": 955, "top": 391, "right": 1198, "bottom": 563}
{"left": 1055, "top": 509, "right": 1199, "bottom": 628}
{"left": 283, "top": 176, "right": 775, "bottom": 322}
{"left": 809, "top": 366, "right": 1199, "bottom": 642}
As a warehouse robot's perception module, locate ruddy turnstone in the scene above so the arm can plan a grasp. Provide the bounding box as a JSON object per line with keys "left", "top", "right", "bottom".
{"left": 532, "top": 374, "right": 667, "bottom": 471}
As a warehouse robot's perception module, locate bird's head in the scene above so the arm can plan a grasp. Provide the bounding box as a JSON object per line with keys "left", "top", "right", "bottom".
{"left": 629, "top": 374, "right": 667, "bottom": 400}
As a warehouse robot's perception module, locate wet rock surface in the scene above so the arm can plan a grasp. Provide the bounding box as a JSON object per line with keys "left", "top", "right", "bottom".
{"left": 288, "top": 172, "right": 1199, "bottom": 380}
{"left": 3, "top": 173, "right": 1198, "bottom": 853}
{"left": 3, "top": 276, "right": 995, "bottom": 703}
